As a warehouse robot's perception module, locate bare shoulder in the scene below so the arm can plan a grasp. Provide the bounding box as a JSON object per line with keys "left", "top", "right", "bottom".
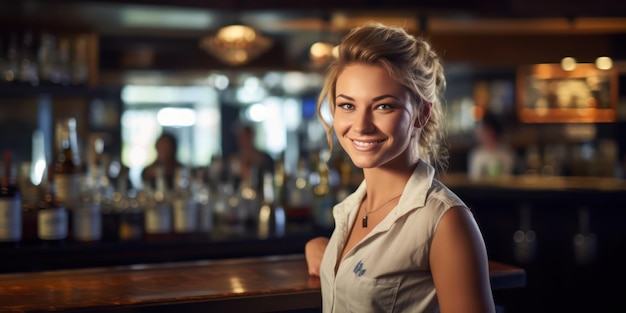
{"left": 440, "top": 206, "right": 477, "bottom": 229}
{"left": 434, "top": 206, "right": 485, "bottom": 250}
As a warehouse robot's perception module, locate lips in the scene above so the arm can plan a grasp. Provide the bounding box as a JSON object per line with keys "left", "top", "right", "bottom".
{"left": 350, "top": 138, "right": 386, "bottom": 151}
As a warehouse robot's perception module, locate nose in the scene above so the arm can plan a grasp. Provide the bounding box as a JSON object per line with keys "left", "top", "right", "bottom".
{"left": 352, "top": 108, "right": 375, "bottom": 134}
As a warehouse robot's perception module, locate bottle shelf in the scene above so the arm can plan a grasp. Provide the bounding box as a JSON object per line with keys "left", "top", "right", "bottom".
{"left": 0, "top": 230, "right": 328, "bottom": 274}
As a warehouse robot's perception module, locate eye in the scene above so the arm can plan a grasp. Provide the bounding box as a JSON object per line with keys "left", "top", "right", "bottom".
{"left": 337, "top": 103, "right": 355, "bottom": 110}
{"left": 375, "top": 103, "right": 394, "bottom": 110}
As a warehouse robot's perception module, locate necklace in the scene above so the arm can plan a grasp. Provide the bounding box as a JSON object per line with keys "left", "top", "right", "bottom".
{"left": 362, "top": 194, "right": 402, "bottom": 228}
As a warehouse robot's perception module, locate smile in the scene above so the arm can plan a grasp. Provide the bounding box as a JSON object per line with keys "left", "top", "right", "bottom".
{"left": 350, "top": 138, "right": 386, "bottom": 151}
{"left": 352, "top": 139, "right": 385, "bottom": 146}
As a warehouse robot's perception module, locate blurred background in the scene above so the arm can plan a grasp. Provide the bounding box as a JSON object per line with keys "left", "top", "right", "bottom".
{"left": 1, "top": 0, "right": 625, "bottom": 177}
{"left": 1, "top": 1, "right": 626, "bottom": 312}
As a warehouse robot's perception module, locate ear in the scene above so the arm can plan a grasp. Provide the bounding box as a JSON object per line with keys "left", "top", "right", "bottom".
{"left": 414, "top": 102, "right": 433, "bottom": 128}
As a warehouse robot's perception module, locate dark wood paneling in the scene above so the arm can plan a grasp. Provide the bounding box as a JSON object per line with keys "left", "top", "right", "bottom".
{"left": 429, "top": 33, "right": 618, "bottom": 67}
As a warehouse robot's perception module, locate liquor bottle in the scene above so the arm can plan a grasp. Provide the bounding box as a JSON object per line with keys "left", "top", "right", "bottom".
{"left": 56, "top": 36, "right": 71, "bottom": 86}
{"left": 100, "top": 156, "right": 122, "bottom": 242}
{"left": 37, "top": 32, "right": 59, "bottom": 85}
{"left": 172, "top": 167, "right": 197, "bottom": 239}
{"left": 194, "top": 167, "right": 213, "bottom": 238}
{"left": 99, "top": 177, "right": 119, "bottom": 242}
{"left": 118, "top": 188, "right": 144, "bottom": 242}
{"left": 144, "top": 166, "right": 172, "bottom": 242}
{"left": 71, "top": 35, "right": 89, "bottom": 85}
{"left": 335, "top": 153, "right": 354, "bottom": 203}
{"left": 54, "top": 117, "right": 82, "bottom": 240}
{"left": 273, "top": 155, "right": 288, "bottom": 212}
{"left": 212, "top": 169, "right": 239, "bottom": 236}
{"left": 0, "top": 150, "right": 22, "bottom": 247}
{"left": 272, "top": 155, "right": 291, "bottom": 234}
{"left": 311, "top": 156, "right": 335, "bottom": 230}
{"left": 38, "top": 166, "right": 68, "bottom": 246}
{"left": 3, "top": 32, "right": 19, "bottom": 84}
{"left": 114, "top": 167, "right": 143, "bottom": 242}
{"left": 18, "top": 30, "right": 39, "bottom": 86}
{"left": 285, "top": 156, "right": 313, "bottom": 232}
{"left": 258, "top": 171, "right": 286, "bottom": 239}
{"left": 73, "top": 186, "right": 102, "bottom": 243}
{"left": 72, "top": 144, "right": 103, "bottom": 243}
{"left": 0, "top": 34, "right": 7, "bottom": 85}
{"left": 237, "top": 164, "right": 260, "bottom": 232}
{"left": 22, "top": 130, "right": 47, "bottom": 244}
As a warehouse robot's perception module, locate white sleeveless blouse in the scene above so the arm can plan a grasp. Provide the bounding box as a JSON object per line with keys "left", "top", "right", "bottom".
{"left": 319, "top": 160, "right": 469, "bottom": 313}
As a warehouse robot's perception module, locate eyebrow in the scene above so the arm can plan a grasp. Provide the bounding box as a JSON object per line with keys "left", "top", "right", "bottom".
{"left": 335, "top": 94, "right": 401, "bottom": 102}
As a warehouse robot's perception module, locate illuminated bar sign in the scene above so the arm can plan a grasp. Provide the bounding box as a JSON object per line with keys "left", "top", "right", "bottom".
{"left": 516, "top": 63, "right": 618, "bottom": 123}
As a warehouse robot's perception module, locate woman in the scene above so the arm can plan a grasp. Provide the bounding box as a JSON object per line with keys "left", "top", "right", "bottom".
{"left": 305, "top": 23, "right": 496, "bottom": 313}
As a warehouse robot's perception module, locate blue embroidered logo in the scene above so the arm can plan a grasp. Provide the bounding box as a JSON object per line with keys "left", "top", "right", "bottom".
{"left": 353, "top": 260, "right": 366, "bottom": 277}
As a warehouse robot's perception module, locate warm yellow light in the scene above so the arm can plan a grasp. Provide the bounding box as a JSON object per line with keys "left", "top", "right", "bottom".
{"left": 595, "top": 56, "right": 613, "bottom": 70}
{"left": 309, "top": 42, "right": 335, "bottom": 67}
{"left": 216, "top": 25, "right": 257, "bottom": 43}
{"left": 199, "top": 25, "right": 272, "bottom": 66}
{"left": 310, "top": 42, "right": 333, "bottom": 59}
{"left": 561, "top": 57, "right": 577, "bottom": 71}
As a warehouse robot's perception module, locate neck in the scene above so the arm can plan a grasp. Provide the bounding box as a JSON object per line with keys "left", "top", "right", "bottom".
{"left": 362, "top": 162, "right": 416, "bottom": 205}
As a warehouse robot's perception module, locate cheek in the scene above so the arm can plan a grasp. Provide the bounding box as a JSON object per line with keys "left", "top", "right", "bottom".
{"left": 332, "top": 123, "right": 345, "bottom": 144}
{"left": 332, "top": 123, "right": 340, "bottom": 136}
{"left": 333, "top": 121, "right": 352, "bottom": 148}
{"left": 393, "top": 115, "right": 413, "bottom": 134}
{"left": 392, "top": 118, "right": 416, "bottom": 145}
{"left": 332, "top": 116, "right": 348, "bottom": 134}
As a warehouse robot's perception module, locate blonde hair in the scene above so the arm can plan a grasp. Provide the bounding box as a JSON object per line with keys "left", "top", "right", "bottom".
{"left": 317, "top": 22, "right": 448, "bottom": 172}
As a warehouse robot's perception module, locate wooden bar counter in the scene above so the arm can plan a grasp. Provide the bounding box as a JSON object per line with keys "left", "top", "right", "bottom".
{"left": 0, "top": 254, "right": 525, "bottom": 313}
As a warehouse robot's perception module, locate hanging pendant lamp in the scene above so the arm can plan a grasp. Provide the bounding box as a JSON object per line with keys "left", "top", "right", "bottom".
{"left": 200, "top": 24, "right": 272, "bottom": 66}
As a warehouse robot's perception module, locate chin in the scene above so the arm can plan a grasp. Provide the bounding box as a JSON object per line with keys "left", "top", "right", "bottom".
{"left": 347, "top": 155, "right": 382, "bottom": 169}
{"left": 348, "top": 150, "right": 414, "bottom": 170}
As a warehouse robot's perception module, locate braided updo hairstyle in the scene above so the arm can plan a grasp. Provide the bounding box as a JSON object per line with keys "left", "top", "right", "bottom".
{"left": 317, "top": 22, "right": 449, "bottom": 172}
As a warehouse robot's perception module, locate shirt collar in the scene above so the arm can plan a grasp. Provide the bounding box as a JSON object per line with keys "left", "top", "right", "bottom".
{"left": 333, "top": 160, "right": 435, "bottom": 232}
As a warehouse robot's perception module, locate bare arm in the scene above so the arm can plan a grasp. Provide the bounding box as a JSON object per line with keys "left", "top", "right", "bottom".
{"left": 430, "top": 206, "right": 496, "bottom": 313}
{"left": 305, "top": 236, "right": 329, "bottom": 276}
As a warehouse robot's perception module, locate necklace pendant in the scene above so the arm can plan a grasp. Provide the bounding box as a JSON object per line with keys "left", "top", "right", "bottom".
{"left": 362, "top": 215, "right": 368, "bottom": 228}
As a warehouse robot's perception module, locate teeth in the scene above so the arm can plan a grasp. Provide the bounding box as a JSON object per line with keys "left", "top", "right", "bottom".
{"left": 353, "top": 140, "right": 381, "bottom": 147}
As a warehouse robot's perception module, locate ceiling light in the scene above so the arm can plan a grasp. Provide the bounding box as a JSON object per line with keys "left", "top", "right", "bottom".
{"left": 157, "top": 108, "right": 196, "bottom": 127}
{"left": 310, "top": 42, "right": 335, "bottom": 67}
{"left": 245, "top": 103, "right": 268, "bottom": 122}
{"left": 560, "top": 57, "right": 577, "bottom": 71}
{"left": 595, "top": 56, "right": 613, "bottom": 70}
{"left": 199, "top": 25, "right": 272, "bottom": 66}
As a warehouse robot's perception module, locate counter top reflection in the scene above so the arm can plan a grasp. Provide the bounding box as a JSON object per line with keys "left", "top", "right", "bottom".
{"left": 0, "top": 254, "right": 525, "bottom": 313}
{"left": 441, "top": 173, "right": 626, "bottom": 192}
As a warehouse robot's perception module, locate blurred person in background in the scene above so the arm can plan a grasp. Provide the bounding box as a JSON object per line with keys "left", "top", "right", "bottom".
{"left": 467, "top": 111, "right": 516, "bottom": 181}
{"left": 229, "top": 124, "right": 275, "bottom": 188}
{"left": 304, "top": 22, "right": 495, "bottom": 313}
{"left": 141, "top": 132, "right": 182, "bottom": 189}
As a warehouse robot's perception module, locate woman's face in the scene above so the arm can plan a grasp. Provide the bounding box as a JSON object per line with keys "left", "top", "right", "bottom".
{"left": 333, "top": 63, "right": 417, "bottom": 169}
